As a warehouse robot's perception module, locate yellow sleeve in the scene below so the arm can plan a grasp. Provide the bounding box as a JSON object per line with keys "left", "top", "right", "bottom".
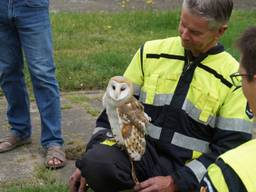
{"left": 216, "top": 86, "right": 252, "bottom": 134}
{"left": 123, "top": 46, "right": 144, "bottom": 86}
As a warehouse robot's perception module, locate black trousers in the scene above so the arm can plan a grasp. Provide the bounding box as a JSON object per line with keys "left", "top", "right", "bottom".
{"left": 77, "top": 133, "right": 179, "bottom": 192}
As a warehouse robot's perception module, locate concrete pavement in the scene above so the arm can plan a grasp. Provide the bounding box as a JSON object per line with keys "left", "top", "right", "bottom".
{"left": 0, "top": 90, "right": 104, "bottom": 189}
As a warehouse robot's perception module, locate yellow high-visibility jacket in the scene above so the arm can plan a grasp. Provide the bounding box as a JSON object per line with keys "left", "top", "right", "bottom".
{"left": 202, "top": 139, "right": 256, "bottom": 192}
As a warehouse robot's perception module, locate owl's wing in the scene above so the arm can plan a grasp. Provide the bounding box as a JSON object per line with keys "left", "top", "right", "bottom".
{"left": 102, "top": 92, "right": 107, "bottom": 108}
{"left": 117, "top": 97, "right": 150, "bottom": 133}
{"left": 129, "top": 96, "right": 151, "bottom": 125}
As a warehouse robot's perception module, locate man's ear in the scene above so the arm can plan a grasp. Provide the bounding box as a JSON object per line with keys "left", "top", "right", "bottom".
{"left": 216, "top": 24, "right": 228, "bottom": 38}
{"left": 253, "top": 74, "right": 256, "bottom": 81}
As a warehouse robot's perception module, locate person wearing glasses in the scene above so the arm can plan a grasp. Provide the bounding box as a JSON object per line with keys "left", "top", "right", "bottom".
{"left": 200, "top": 27, "right": 256, "bottom": 192}
{"left": 69, "top": 0, "right": 253, "bottom": 191}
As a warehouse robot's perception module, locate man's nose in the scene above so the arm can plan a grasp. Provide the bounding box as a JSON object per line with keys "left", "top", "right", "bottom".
{"left": 181, "top": 28, "right": 190, "bottom": 41}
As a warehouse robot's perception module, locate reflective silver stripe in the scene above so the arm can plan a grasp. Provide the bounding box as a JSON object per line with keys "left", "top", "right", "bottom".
{"left": 171, "top": 132, "right": 210, "bottom": 153}
{"left": 186, "top": 160, "right": 207, "bottom": 183}
{"left": 139, "top": 91, "right": 146, "bottom": 103}
{"left": 182, "top": 99, "right": 216, "bottom": 127}
{"left": 92, "top": 127, "right": 108, "bottom": 135}
{"left": 153, "top": 93, "right": 174, "bottom": 106}
{"left": 253, "top": 122, "right": 256, "bottom": 139}
{"left": 216, "top": 117, "right": 252, "bottom": 134}
{"left": 140, "top": 92, "right": 216, "bottom": 125}
{"left": 133, "top": 83, "right": 141, "bottom": 96}
{"left": 203, "top": 177, "right": 214, "bottom": 192}
{"left": 140, "top": 93, "right": 252, "bottom": 134}
{"left": 147, "top": 123, "right": 162, "bottom": 139}
{"left": 208, "top": 116, "right": 217, "bottom": 128}
{"left": 183, "top": 99, "right": 252, "bottom": 133}
{"left": 139, "top": 91, "right": 174, "bottom": 106}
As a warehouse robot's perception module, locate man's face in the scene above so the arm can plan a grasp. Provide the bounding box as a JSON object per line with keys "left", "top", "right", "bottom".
{"left": 239, "top": 65, "right": 256, "bottom": 114}
{"left": 178, "top": 8, "right": 224, "bottom": 56}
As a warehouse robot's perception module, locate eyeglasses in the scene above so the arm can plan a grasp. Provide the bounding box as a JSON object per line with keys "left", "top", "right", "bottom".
{"left": 230, "top": 72, "right": 253, "bottom": 88}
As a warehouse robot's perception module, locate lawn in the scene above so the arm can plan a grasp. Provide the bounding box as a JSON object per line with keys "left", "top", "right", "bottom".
{"left": 22, "top": 10, "right": 256, "bottom": 92}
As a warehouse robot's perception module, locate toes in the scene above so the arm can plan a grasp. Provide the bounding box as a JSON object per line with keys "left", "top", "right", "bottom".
{"left": 47, "top": 158, "right": 62, "bottom": 167}
{"left": 54, "top": 158, "right": 61, "bottom": 165}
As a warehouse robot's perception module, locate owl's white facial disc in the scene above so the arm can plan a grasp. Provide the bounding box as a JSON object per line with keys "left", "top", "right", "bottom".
{"left": 108, "top": 80, "right": 130, "bottom": 101}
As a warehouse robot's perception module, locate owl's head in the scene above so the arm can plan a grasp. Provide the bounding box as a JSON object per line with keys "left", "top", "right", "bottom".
{"left": 106, "top": 76, "right": 133, "bottom": 102}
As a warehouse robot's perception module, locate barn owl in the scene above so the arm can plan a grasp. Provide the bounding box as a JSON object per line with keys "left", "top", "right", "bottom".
{"left": 103, "top": 76, "right": 151, "bottom": 183}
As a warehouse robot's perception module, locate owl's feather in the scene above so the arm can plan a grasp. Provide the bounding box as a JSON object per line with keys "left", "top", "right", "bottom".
{"left": 117, "top": 96, "right": 149, "bottom": 133}
{"left": 117, "top": 97, "right": 150, "bottom": 161}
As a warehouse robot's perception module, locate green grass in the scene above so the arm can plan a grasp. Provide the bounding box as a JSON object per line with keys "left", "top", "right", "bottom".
{"left": 1, "top": 165, "right": 69, "bottom": 192}
{"left": 65, "top": 94, "right": 101, "bottom": 116}
{"left": 2, "top": 184, "right": 68, "bottom": 192}
{"left": 221, "top": 10, "right": 256, "bottom": 58}
{"left": 51, "top": 10, "right": 180, "bottom": 91}
{"left": 21, "top": 10, "right": 256, "bottom": 91}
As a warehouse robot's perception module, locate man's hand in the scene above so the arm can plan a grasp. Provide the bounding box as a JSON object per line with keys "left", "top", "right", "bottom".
{"left": 68, "top": 168, "right": 87, "bottom": 192}
{"left": 134, "top": 176, "right": 178, "bottom": 192}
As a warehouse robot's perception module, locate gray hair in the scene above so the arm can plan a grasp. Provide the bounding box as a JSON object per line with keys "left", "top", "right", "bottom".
{"left": 182, "top": 0, "right": 233, "bottom": 29}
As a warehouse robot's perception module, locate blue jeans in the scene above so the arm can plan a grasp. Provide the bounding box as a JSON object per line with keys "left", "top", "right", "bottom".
{"left": 0, "top": 0, "right": 63, "bottom": 148}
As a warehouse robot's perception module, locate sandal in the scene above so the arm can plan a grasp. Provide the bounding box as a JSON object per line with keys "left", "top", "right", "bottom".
{"left": 0, "top": 134, "right": 31, "bottom": 153}
{"left": 45, "top": 146, "right": 66, "bottom": 169}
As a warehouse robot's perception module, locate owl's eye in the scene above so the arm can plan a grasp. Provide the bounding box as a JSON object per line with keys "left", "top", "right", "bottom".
{"left": 120, "top": 87, "right": 126, "bottom": 91}
{"left": 112, "top": 85, "right": 116, "bottom": 90}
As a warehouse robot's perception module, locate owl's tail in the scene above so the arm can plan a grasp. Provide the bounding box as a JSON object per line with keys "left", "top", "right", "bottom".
{"left": 130, "top": 157, "right": 139, "bottom": 184}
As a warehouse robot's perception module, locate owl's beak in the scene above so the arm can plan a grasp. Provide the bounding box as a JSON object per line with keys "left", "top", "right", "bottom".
{"left": 114, "top": 94, "right": 120, "bottom": 100}
{"left": 114, "top": 92, "right": 120, "bottom": 100}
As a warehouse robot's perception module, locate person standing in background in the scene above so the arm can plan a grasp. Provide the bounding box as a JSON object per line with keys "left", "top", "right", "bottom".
{"left": 0, "top": 0, "right": 66, "bottom": 169}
